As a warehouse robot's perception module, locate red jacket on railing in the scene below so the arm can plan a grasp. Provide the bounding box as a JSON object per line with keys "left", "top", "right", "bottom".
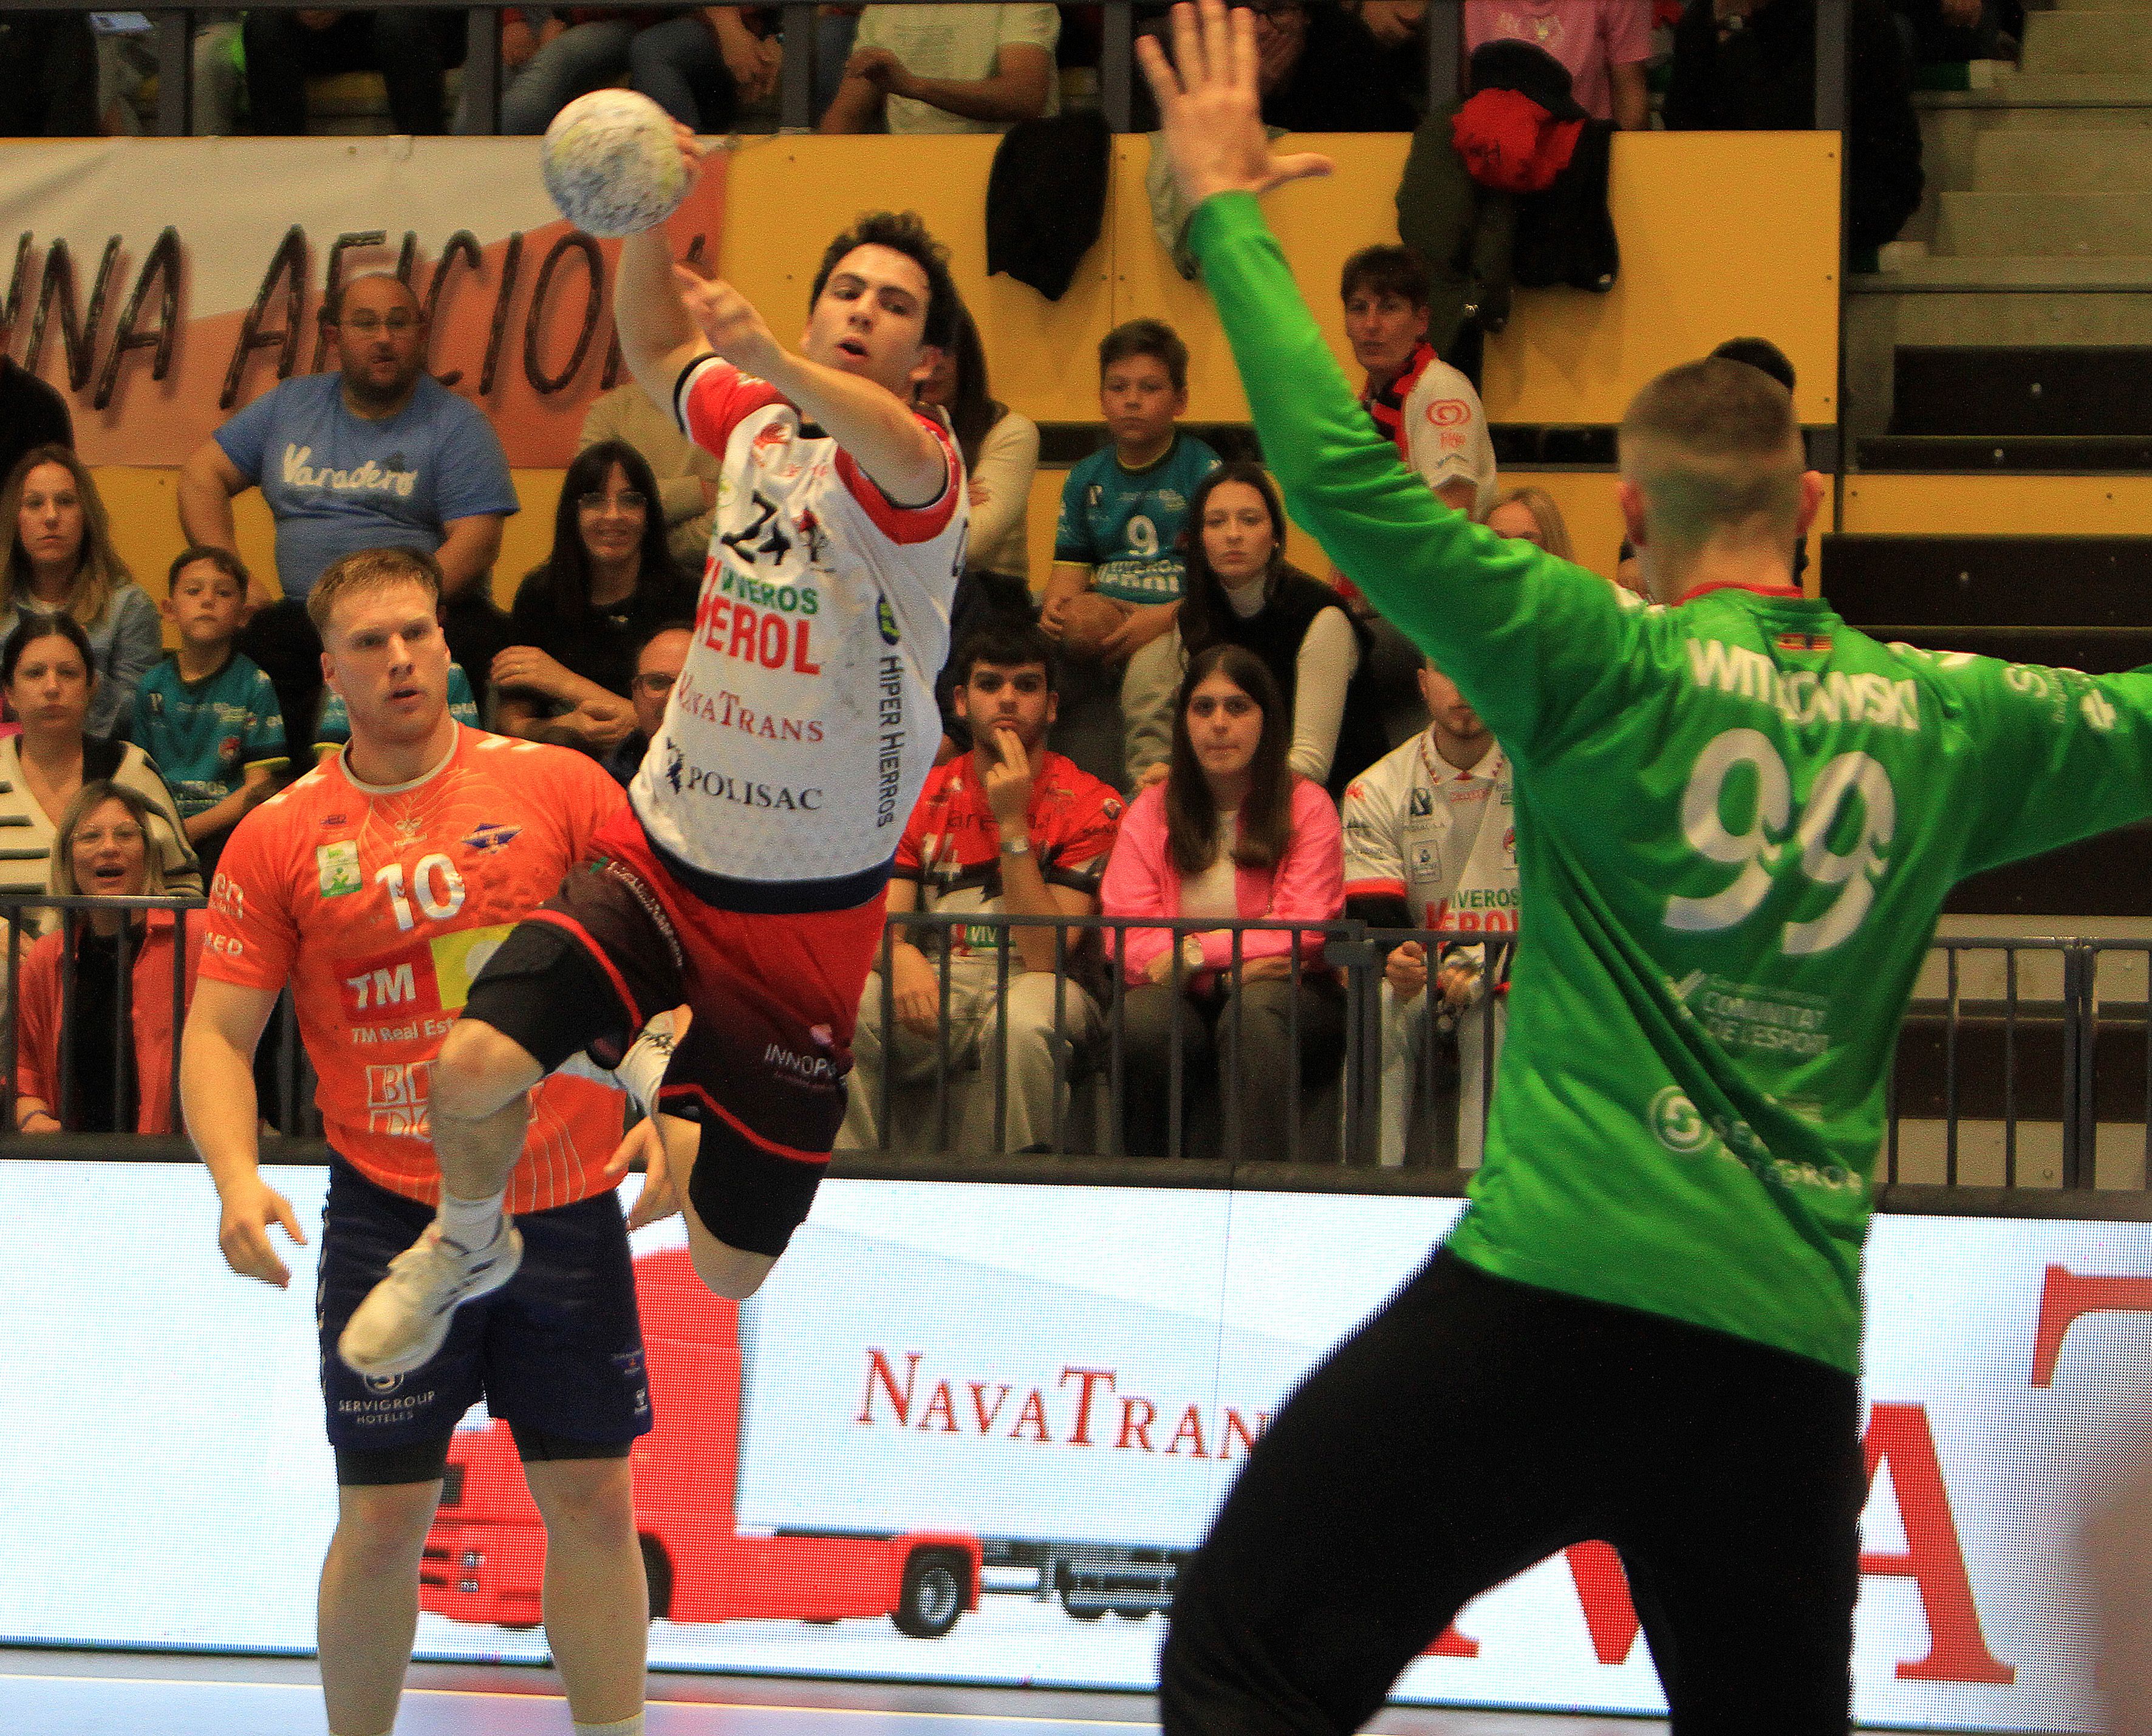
{"left": 1099, "top": 778, "right": 1344, "bottom": 988}
{"left": 16, "top": 909, "right": 203, "bottom": 1135}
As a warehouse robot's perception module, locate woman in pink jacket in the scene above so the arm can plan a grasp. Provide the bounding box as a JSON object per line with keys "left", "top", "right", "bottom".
{"left": 1101, "top": 643, "right": 1346, "bottom": 1158}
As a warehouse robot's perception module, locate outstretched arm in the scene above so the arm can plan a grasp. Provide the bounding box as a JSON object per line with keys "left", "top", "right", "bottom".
{"left": 1136, "top": 0, "right": 1629, "bottom": 759}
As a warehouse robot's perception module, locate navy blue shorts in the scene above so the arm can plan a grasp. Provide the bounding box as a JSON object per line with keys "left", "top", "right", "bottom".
{"left": 317, "top": 1159, "right": 652, "bottom": 1483}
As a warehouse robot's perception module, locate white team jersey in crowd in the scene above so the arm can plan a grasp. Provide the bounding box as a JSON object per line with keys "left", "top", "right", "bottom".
{"left": 630, "top": 354, "right": 968, "bottom": 913}
{"left": 1400, "top": 356, "right": 1499, "bottom": 522}
{"left": 1341, "top": 732, "right": 1518, "bottom": 933}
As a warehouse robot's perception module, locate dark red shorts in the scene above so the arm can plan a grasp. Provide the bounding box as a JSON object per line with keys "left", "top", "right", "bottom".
{"left": 463, "top": 808, "right": 886, "bottom": 1256}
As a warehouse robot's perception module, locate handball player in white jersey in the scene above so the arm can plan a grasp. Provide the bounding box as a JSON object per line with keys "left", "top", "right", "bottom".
{"left": 338, "top": 135, "right": 968, "bottom": 1370}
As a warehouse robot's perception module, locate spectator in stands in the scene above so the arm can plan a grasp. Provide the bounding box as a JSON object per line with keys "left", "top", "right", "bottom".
{"left": 819, "top": 2, "right": 1058, "bottom": 134}
{"left": 1124, "top": 461, "right": 1384, "bottom": 798}
{"left": 1045, "top": 319, "right": 1220, "bottom": 790}
{"left": 1257, "top": 0, "right": 1423, "bottom": 130}
{"left": 579, "top": 380, "right": 722, "bottom": 567}
{"left": 924, "top": 301, "right": 1039, "bottom": 757}
{"left": 1342, "top": 652, "right": 1517, "bottom": 1167}
{"left": 465, "top": 4, "right": 782, "bottom": 135}
{"left": 2, "top": 446, "right": 161, "bottom": 740}
{"left": 0, "top": 358, "right": 71, "bottom": 494}
{"left": 1337, "top": 245, "right": 1497, "bottom": 747}
{"left": 132, "top": 548, "right": 287, "bottom": 877}
{"left": 493, "top": 441, "right": 698, "bottom": 754}
{"left": 1102, "top": 644, "right": 1345, "bottom": 1160}
{"left": 1890, "top": 0, "right": 2019, "bottom": 66}
{"left": 244, "top": 8, "right": 465, "bottom": 135}
{"left": 602, "top": 619, "right": 692, "bottom": 788}
{"left": 849, "top": 622, "right": 1124, "bottom": 1153}
{"left": 0, "top": 12, "right": 98, "bottom": 136}
{"left": 1484, "top": 485, "right": 1576, "bottom": 560}
{"left": 1665, "top": 0, "right": 1922, "bottom": 255}
{"left": 179, "top": 273, "right": 517, "bottom": 759}
{"left": 13, "top": 781, "right": 204, "bottom": 1135}
{"left": 1466, "top": 1, "right": 1654, "bottom": 128}
{"left": 0, "top": 613, "right": 199, "bottom": 918}
{"left": 1136, "top": 0, "right": 1423, "bottom": 131}
{"left": 1343, "top": 246, "right": 1498, "bottom": 524}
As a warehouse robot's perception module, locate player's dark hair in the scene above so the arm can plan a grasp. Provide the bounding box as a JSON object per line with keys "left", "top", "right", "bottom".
{"left": 933, "top": 299, "right": 1008, "bottom": 474}
{"left": 168, "top": 544, "right": 250, "bottom": 595}
{"left": 1164, "top": 643, "right": 1293, "bottom": 880}
{"left": 1339, "top": 244, "right": 1432, "bottom": 311}
{"left": 536, "top": 440, "right": 688, "bottom": 625}
{"left": 1099, "top": 318, "right": 1189, "bottom": 396}
{"left": 810, "top": 211, "right": 958, "bottom": 352}
{"left": 1177, "top": 461, "right": 1290, "bottom": 659}
{"left": 1710, "top": 337, "right": 1797, "bottom": 395}
{"left": 306, "top": 546, "right": 443, "bottom": 637}
{"left": 1, "top": 610, "right": 95, "bottom": 691}
{"left": 952, "top": 621, "right": 1057, "bottom": 693}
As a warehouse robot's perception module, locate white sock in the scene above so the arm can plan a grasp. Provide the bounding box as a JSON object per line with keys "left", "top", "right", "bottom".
{"left": 572, "top": 1716, "right": 645, "bottom": 1736}
{"left": 436, "top": 1189, "right": 505, "bottom": 1250}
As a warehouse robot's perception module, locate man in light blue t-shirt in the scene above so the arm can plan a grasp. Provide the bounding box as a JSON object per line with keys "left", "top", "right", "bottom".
{"left": 177, "top": 272, "right": 519, "bottom": 753}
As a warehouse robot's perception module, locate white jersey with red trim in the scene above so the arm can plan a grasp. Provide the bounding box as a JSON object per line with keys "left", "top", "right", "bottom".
{"left": 633, "top": 354, "right": 968, "bottom": 913}
{"left": 1341, "top": 733, "right": 1519, "bottom": 934}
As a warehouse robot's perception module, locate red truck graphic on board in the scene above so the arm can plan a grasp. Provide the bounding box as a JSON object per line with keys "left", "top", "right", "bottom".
{"left": 420, "top": 1245, "right": 983, "bottom": 1637}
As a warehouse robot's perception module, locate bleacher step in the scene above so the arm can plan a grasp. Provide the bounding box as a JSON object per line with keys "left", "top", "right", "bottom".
{"left": 1973, "top": 128, "right": 2152, "bottom": 188}
{"left": 1939, "top": 191, "right": 2152, "bottom": 256}
{"left": 1888, "top": 345, "right": 2152, "bottom": 436}
{"left": 2023, "top": 9, "right": 2152, "bottom": 76}
{"left": 1822, "top": 533, "right": 2152, "bottom": 624}
{"left": 1858, "top": 433, "right": 2152, "bottom": 469}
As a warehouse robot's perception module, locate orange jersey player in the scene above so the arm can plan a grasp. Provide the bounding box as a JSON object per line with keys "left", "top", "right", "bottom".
{"left": 181, "top": 547, "right": 655, "bottom": 1736}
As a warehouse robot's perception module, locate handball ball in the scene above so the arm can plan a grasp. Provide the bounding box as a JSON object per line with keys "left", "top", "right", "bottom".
{"left": 541, "top": 91, "right": 689, "bottom": 238}
{"left": 1057, "top": 593, "right": 1127, "bottom": 660}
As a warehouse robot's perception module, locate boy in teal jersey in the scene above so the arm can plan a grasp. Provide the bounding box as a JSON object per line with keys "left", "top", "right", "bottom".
{"left": 132, "top": 548, "right": 288, "bottom": 873}
{"left": 1044, "top": 318, "right": 1220, "bottom": 787}
{"left": 1139, "top": 7, "right": 2152, "bottom": 1731}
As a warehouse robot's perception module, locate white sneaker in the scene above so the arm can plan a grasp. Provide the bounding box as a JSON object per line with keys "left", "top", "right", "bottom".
{"left": 559, "top": 1009, "right": 680, "bottom": 1120}
{"left": 338, "top": 1218, "right": 523, "bottom": 1378}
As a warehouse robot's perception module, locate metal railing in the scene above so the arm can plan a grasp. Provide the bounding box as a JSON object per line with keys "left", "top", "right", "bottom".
{"left": 0, "top": 892, "right": 314, "bottom": 1140}
{"left": 10, "top": 903, "right": 2126, "bottom": 1203}
{"left": 0, "top": 0, "right": 1858, "bottom": 142}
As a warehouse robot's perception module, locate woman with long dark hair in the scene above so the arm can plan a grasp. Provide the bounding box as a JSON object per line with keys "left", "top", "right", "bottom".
{"left": 2, "top": 445, "right": 162, "bottom": 739}
{"left": 1122, "top": 460, "right": 1384, "bottom": 796}
{"left": 1100, "top": 643, "right": 1346, "bottom": 1158}
{"left": 493, "top": 439, "right": 699, "bottom": 754}
{"left": 918, "top": 300, "right": 1042, "bottom": 756}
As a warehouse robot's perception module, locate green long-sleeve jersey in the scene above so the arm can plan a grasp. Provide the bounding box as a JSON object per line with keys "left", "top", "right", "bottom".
{"left": 1191, "top": 192, "right": 2152, "bottom": 1372}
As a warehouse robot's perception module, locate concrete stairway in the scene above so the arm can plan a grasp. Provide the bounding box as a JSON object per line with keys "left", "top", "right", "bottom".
{"left": 1845, "top": 0, "right": 2152, "bottom": 449}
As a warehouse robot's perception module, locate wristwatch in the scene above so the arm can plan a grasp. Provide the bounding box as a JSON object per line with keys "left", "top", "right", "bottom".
{"left": 1181, "top": 934, "right": 1206, "bottom": 972}
{"left": 999, "top": 835, "right": 1031, "bottom": 856}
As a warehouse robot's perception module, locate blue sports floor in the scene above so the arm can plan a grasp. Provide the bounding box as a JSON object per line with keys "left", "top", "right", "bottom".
{"left": 0, "top": 1649, "right": 1665, "bottom": 1734}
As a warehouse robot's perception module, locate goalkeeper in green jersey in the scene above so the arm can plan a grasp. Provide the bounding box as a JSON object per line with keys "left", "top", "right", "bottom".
{"left": 1138, "top": 6, "right": 2152, "bottom": 1732}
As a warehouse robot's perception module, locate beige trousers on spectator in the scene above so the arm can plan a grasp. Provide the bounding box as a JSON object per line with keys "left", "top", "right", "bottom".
{"left": 1377, "top": 982, "right": 1506, "bottom": 1169}
{"left": 845, "top": 955, "right": 1101, "bottom": 1154}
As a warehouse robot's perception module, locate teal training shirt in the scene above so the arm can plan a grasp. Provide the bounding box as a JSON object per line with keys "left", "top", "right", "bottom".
{"left": 1052, "top": 433, "right": 1221, "bottom": 605}
{"left": 132, "top": 651, "right": 289, "bottom": 819}
{"left": 1192, "top": 192, "right": 2152, "bottom": 1373}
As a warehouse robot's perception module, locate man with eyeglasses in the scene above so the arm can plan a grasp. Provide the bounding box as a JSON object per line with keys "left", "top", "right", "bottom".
{"left": 179, "top": 271, "right": 519, "bottom": 765}
{"left": 601, "top": 620, "right": 694, "bottom": 789}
